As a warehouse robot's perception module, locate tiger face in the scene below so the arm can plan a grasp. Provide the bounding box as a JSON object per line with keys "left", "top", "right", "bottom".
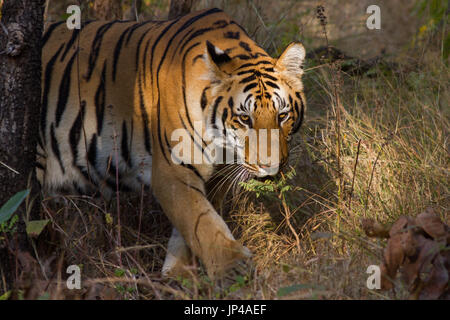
{"left": 204, "top": 41, "right": 306, "bottom": 178}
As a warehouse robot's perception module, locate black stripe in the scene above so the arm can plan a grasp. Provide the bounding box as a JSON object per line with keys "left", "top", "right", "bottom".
{"left": 172, "top": 27, "right": 196, "bottom": 59}
{"left": 266, "top": 81, "right": 280, "bottom": 89}
{"left": 61, "top": 30, "right": 79, "bottom": 62}
{"left": 151, "top": 18, "right": 184, "bottom": 163}
{"left": 261, "top": 73, "right": 278, "bottom": 81}
{"left": 180, "top": 180, "right": 205, "bottom": 195}
{"left": 135, "top": 24, "right": 156, "bottom": 72}
{"left": 213, "top": 19, "right": 228, "bottom": 27}
{"left": 239, "top": 41, "right": 252, "bottom": 52}
{"left": 126, "top": 21, "right": 155, "bottom": 45}
{"left": 200, "top": 86, "right": 209, "bottom": 109}
{"left": 239, "top": 74, "right": 257, "bottom": 84}
{"left": 95, "top": 62, "right": 107, "bottom": 135}
{"left": 224, "top": 31, "right": 240, "bottom": 39}
{"left": 228, "top": 97, "right": 234, "bottom": 108}
{"left": 210, "top": 96, "right": 223, "bottom": 126}
{"left": 237, "top": 60, "right": 272, "bottom": 70}
{"left": 181, "top": 42, "right": 206, "bottom": 149}
{"left": 178, "top": 114, "right": 211, "bottom": 164}
{"left": 192, "top": 54, "right": 204, "bottom": 64}
{"left": 60, "top": 21, "right": 93, "bottom": 62}
{"left": 69, "top": 101, "right": 86, "bottom": 166}
{"left": 35, "top": 162, "right": 45, "bottom": 170}
{"left": 292, "top": 93, "right": 305, "bottom": 134}
{"left": 156, "top": 8, "right": 223, "bottom": 74}
{"left": 76, "top": 165, "right": 95, "bottom": 188}
{"left": 86, "top": 21, "right": 118, "bottom": 81}
{"left": 50, "top": 123, "right": 65, "bottom": 174}
{"left": 138, "top": 78, "right": 152, "bottom": 155}
{"left": 121, "top": 120, "right": 131, "bottom": 167}
{"left": 178, "top": 20, "right": 233, "bottom": 56}
{"left": 42, "top": 21, "right": 65, "bottom": 46}
{"left": 42, "top": 44, "right": 64, "bottom": 143}
{"left": 154, "top": 9, "right": 222, "bottom": 163}
{"left": 243, "top": 82, "right": 258, "bottom": 92}
{"left": 182, "top": 163, "right": 205, "bottom": 183}
{"left": 221, "top": 108, "right": 228, "bottom": 136}
{"left": 112, "top": 25, "right": 135, "bottom": 82}
{"left": 129, "top": 118, "right": 134, "bottom": 162}
{"left": 55, "top": 49, "right": 78, "bottom": 127}
{"left": 233, "top": 54, "right": 251, "bottom": 60}
{"left": 87, "top": 134, "right": 98, "bottom": 168}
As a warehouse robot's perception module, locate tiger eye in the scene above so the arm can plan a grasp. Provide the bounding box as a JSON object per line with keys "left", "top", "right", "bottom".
{"left": 240, "top": 115, "right": 250, "bottom": 123}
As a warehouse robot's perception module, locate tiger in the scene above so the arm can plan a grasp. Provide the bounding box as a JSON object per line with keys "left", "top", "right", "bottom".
{"left": 37, "top": 8, "right": 306, "bottom": 279}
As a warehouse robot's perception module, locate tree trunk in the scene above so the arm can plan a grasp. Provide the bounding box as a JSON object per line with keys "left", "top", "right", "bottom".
{"left": 123, "top": 0, "right": 142, "bottom": 21}
{"left": 168, "top": 0, "right": 196, "bottom": 20}
{"left": 93, "top": 0, "right": 123, "bottom": 20}
{"left": 0, "top": 0, "right": 44, "bottom": 293}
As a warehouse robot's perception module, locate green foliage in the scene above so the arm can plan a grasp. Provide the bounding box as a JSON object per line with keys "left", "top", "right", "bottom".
{"left": 0, "top": 214, "right": 18, "bottom": 234}
{"left": 26, "top": 220, "right": 50, "bottom": 238}
{"left": 414, "top": 0, "right": 449, "bottom": 61}
{"left": 415, "top": 0, "right": 448, "bottom": 23}
{"left": 114, "top": 268, "right": 126, "bottom": 277}
{"left": 0, "top": 189, "right": 29, "bottom": 224}
{"left": 0, "top": 291, "right": 11, "bottom": 300}
{"left": 239, "top": 167, "right": 298, "bottom": 200}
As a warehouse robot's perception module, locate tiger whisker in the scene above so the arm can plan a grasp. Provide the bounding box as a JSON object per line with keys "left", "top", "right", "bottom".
{"left": 207, "top": 164, "right": 242, "bottom": 201}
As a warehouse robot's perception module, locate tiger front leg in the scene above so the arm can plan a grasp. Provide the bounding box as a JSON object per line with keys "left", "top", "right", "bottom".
{"left": 153, "top": 163, "right": 251, "bottom": 280}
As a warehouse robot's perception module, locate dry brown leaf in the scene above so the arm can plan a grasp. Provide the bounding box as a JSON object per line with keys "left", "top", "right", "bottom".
{"left": 402, "top": 236, "right": 439, "bottom": 287}
{"left": 419, "top": 254, "right": 449, "bottom": 300}
{"left": 361, "top": 218, "right": 390, "bottom": 238}
{"left": 381, "top": 233, "right": 405, "bottom": 289}
{"left": 416, "top": 209, "right": 448, "bottom": 242}
{"left": 365, "top": 208, "right": 450, "bottom": 299}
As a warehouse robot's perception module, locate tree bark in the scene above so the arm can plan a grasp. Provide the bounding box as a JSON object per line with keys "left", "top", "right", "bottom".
{"left": 168, "top": 0, "right": 196, "bottom": 20}
{"left": 0, "top": 0, "right": 44, "bottom": 293}
{"left": 123, "top": 0, "right": 142, "bottom": 21}
{"left": 93, "top": 0, "right": 123, "bottom": 20}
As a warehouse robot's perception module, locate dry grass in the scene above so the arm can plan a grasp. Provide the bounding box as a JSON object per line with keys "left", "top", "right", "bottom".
{"left": 2, "top": 0, "right": 448, "bottom": 300}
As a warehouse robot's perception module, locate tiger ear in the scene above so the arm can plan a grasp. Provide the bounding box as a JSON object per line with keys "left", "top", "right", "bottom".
{"left": 203, "top": 41, "right": 231, "bottom": 84}
{"left": 275, "top": 42, "right": 306, "bottom": 87}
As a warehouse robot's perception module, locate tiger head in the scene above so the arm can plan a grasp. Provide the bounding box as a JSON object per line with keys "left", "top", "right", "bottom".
{"left": 203, "top": 41, "right": 306, "bottom": 179}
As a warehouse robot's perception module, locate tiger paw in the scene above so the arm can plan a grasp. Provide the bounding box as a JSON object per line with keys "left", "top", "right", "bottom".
{"left": 162, "top": 228, "right": 193, "bottom": 278}
{"left": 217, "top": 255, "right": 254, "bottom": 288}
{"left": 202, "top": 240, "right": 253, "bottom": 281}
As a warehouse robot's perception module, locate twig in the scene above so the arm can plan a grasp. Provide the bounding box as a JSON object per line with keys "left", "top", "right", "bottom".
{"left": 0, "top": 21, "right": 8, "bottom": 36}
{"left": 111, "top": 121, "right": 122, "bottom": 267}
{"left": 0, "top": 160, "right": 20, "bottom": 174}
{"left": 364, "top": 143, "right": 386, "bottom": 217}
{"left": 281, "top": 196, "right": 301, "bottom": 252}
{"left": 348, "top": 139, "right": 361, "bottom": 210}
{"left": 44, "top": 0, "right": 50, "bottom": 22}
